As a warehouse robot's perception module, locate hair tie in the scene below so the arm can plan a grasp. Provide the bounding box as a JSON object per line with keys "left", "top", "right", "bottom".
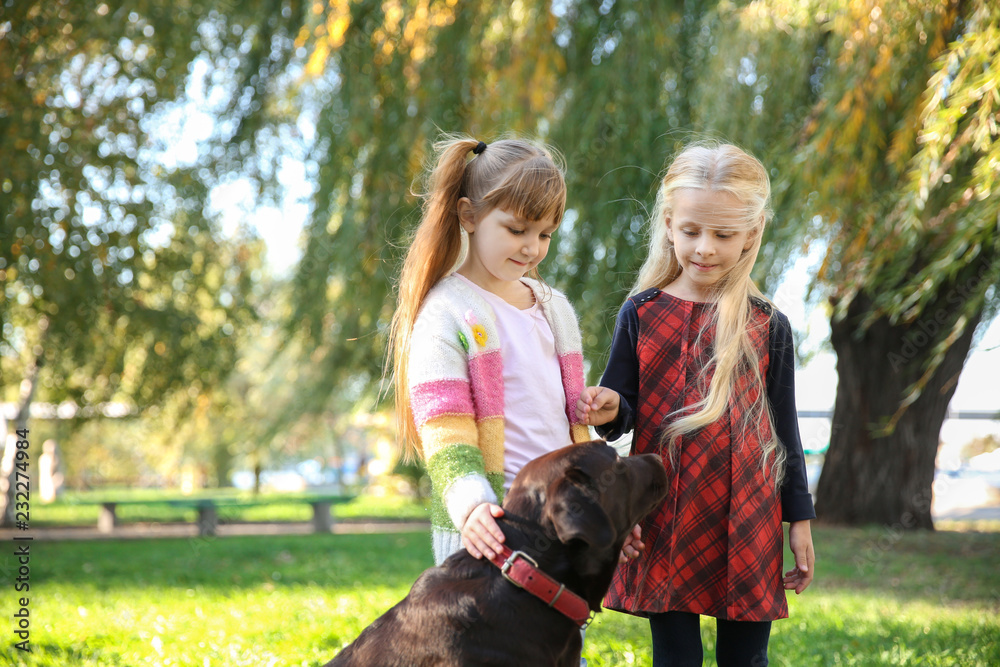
{"left": 472, "top": 141, "right": 487, "bottom": 155}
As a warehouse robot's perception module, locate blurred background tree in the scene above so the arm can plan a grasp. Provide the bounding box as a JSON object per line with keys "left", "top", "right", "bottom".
{"left": 705, "top": 0, "right": 1000, "bottom": 528}
{"left": 0, "top": 0, "right": 303, "bottom": 520}
{"left": 4, "top": 0, "right": 997, "bottom": 528}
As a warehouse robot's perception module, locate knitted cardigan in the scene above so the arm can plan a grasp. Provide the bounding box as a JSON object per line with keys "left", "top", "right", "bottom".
{"left": 408, "top": 274, "right": 591, "bottom": 563}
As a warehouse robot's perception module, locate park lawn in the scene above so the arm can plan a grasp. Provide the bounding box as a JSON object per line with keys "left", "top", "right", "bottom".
{"left": 1, "top": 524, "right": 997, "bottom": 666}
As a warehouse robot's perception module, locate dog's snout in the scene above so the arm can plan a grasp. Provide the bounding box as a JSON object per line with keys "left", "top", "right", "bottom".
{"left": 636, "top": 453, "right": 667, "bottom": 478}
{"left": 635, "top": 452, "right": 665, "bottom": 469}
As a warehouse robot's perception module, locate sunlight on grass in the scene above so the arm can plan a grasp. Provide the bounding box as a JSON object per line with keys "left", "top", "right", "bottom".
{"left": 1, "top": 525, "right": 997, "bottom": 666}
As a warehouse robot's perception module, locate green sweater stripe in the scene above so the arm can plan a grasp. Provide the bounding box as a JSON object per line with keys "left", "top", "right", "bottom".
{"left": 426, "top": 443, "right": 507, "bottom": 529}
{"left": 429, "top": 472, "right": 507, "bottom": 529}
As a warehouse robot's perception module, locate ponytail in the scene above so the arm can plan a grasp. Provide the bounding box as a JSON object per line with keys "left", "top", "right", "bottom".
{"left": 390, "top": 138, "right": 480, "bottom": 460}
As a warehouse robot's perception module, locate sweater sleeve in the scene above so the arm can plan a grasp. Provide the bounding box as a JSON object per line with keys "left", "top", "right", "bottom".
{"left": 408, "top": 294, "right": 497, "bottom": 533}
{"left": 596, "top": 297, "right": 641, "bottom": 443}
{"left": 543, "top": 286, "right": 592, "bottom": 443}
{"left": 767, "top": 311, "right": 817, "bottom": 523}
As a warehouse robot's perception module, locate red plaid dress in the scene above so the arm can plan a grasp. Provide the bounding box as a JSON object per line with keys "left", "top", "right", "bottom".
{"left": 603, "top": 291, "right": 787, "bottom": 621}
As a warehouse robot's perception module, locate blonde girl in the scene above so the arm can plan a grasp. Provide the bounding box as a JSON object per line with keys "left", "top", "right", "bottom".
{"left": 390, "top": 136, "right": 590, "bottom": 565}
{"left": 577, "top": 143, "right": 815, "bottom": 667}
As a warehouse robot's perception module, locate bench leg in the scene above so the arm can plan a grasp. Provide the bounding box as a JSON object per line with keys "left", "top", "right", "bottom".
{"left": 98, "top": 503, "right": 117, "bottom": 534}
{"left": 311, "top": 502, "right": 333, "bottom": 533}
{"left": 197, "top": 506, "right": 218, "bottom": 536}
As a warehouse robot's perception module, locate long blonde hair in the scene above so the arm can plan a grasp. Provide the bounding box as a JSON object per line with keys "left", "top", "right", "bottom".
{"left": 634, "top": 142, "right": 786, "bottom": 486}
{"left": 389, "top": 135, "right": 567, "bottom": 460}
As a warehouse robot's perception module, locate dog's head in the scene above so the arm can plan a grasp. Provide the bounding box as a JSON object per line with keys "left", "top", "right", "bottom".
{"left": 503, "top": 440, "right": 668, "bottom": 581}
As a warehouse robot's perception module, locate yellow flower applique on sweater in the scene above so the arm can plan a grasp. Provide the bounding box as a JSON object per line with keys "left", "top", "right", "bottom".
{"left": 471, "top": 324, "right": 487, "bottom": 346}
{"left": 464, "top": 310, "right": 488, "bottom": 348}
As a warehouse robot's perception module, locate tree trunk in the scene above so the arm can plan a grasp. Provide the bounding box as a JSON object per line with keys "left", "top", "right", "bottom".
{"left": 253, "top": 460, "right": 263, "bottom": 496}
{"left": 0, "top": 355, "right": 42, "bottom": 526}
{"left": 815, "top": 287, "right": 984, "bottom": 529}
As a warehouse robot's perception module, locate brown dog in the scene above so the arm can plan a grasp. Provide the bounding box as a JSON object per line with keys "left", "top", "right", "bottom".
{"left": 323, "top": 440, "right": 668, "bottom": 667}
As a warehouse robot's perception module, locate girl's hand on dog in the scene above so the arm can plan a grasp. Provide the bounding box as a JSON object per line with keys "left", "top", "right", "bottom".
{"left": 462, "top": 503, "right": 506, "bottom": 560}
{"left": 577, "top": 386, "right": 621, "bottom": 426}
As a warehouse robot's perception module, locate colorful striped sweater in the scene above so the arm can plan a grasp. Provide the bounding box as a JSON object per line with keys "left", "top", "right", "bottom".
{"left": 408, "top": 274, "right": 591, "bottom": 563}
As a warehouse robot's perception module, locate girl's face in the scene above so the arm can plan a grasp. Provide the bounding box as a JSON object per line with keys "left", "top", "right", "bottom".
{"left": 458, "top": 204, "right": 557, "bottom": 299}
{"left": 665, "top": 188, "right": 753, "bottom": 301}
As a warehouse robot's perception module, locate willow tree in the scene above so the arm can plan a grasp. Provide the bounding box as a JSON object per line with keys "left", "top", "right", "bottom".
{"left": 0, "top": 0, "right": 301, "bottom": 513}
{"left": 695, "top": 0, "right": 1000, "bottom": 528}
{"left": 804, "top": 0, "right": 999, "bottom": 528}
{"left": 289, "top": 0, "right": 999, "bottom": 529}
{"left": 544, "top": 1, "right": 734, "bottom": 354}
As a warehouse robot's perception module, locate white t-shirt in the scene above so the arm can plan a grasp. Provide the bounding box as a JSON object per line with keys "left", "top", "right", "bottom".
{"left": 455, "top": 274, "right": 573, "bottom": 489}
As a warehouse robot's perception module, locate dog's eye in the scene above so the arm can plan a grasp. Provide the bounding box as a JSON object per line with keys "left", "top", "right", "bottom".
{"left": 566, "top": 466, "right": 603, "bottom": 495}
{"left": 565, "top": 467, "right": 590, "bottom": 486}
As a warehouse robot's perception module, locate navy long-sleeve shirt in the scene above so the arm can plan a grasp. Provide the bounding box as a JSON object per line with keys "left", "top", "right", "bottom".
{"left": 596, "top": 290, "right": 816, "bottom": 523}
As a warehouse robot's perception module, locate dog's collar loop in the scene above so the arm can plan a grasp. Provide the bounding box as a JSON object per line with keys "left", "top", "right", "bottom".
{"left": 489, "top": 546, "right": 593, "bottom": 627}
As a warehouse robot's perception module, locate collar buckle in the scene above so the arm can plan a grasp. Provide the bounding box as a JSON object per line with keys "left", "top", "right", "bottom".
{"left": 500, "top": 549, "right": 538, "bottom": 587}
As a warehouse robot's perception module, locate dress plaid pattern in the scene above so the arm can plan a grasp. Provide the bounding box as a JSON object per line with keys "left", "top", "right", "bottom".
{"left": 603, "top": 291, "right": 787, "bottom": 622}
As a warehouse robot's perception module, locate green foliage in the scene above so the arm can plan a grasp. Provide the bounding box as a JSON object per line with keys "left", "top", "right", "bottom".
{"left": 391, "top": 455, "right": 429, "bottom": 498}
{"left": 0, "top": 0, "right": 302, "bottom": 412}
{"left": 283, "top": 0, "right": 734, "bottom": 405}
{"left": 284, "top": 0, "right": 1000, "bottom": 408}
{"left": 767, "top": 0, "right": 1000, "bottom": 404}
{"left": 0, "top": 525, "right": 997, "bottom": 665}
{"left": 546, "top": 1, "right": 722, "bottom": 358}
{"left": 0, "top": 2, "right": 323, "bottom": 497}
{"left": 671, "top": 0, "right": 1000, "bottom": 404}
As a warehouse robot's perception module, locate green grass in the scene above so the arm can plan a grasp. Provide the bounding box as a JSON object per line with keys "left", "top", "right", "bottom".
{"left": 1, "top": 524, "right": 997, "bottom": 666}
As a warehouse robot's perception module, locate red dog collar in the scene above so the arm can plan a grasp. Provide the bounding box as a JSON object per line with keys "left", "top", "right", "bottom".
{"left": 488, "top": 545, "right": 594, "bottom": 627}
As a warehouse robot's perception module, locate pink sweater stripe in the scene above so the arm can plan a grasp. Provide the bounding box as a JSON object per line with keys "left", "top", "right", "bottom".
{"left": 559, "top": 352, "right": 585, "bottom": 425}
{"left": 468, "top": 350, "right": 504, "bottom": 420}
{"left": 411, "top": 378, "right": 475, "bottom": 426}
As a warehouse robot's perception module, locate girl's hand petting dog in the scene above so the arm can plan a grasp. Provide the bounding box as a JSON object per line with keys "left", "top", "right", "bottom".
{"left": 461, "top": 502, "right": 506, "bottom": 560}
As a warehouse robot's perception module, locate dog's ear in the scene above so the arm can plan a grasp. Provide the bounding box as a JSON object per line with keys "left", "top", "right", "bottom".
{"left": 542, "top": 468, "right": 614, "bottom": 549}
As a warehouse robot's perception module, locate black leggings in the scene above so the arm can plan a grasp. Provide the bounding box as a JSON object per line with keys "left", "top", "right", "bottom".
{"left": 649, "top": 611, "right": 771, "bottom": 667}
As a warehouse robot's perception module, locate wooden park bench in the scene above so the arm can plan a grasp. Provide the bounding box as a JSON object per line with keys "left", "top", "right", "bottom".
{"left": 77, "top": 494, "right": 356, "bottom": 537}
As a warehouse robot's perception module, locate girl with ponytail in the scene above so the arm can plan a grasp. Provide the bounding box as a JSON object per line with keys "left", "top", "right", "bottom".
{"left": 389, "top": 136, "right": 590, "bottom": 565}
{"left": 577, "top": 143, "right": 816, "bottom": 667}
